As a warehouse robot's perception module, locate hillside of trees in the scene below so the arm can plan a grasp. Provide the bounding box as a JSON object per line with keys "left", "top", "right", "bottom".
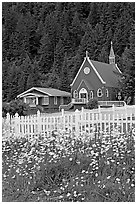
{"left": 2, "top": 2, "right": 135, "bottom": 103}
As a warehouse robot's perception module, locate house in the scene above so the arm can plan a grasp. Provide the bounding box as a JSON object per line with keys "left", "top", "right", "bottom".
{"left": 17, "top": 42, "right": 122, "bottom": 113}
{"left": 70, "top": 42, "right": 122, "bottom": 107}
{"left": 17, "top": 87, "right": 71, "bottom": 113}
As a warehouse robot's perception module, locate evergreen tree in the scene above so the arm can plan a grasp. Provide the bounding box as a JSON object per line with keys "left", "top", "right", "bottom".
{"left": 98, "top": 47, "right": 108, "bottom": 63}
{"left": 38, "top": 33, "right": 54, "bottom": 74}
{"left": 113, "top": 7, "right": 134, "bottom": 56}
{"left": 6, "top": 62, "right": 21, "bottom": 101}
{"left": 87, "top": 2, "right": 99, "bottom": 28}
{"left": 26, "top": 58, "right": 41, "bottom": 89}
{"left": 2, "top": 59, "right": 11, "bottom": 101}
{"left": 120, "top": 26, "right": 135, "bottom": 104}
{"left": 2, "top": 2, "right": 135, "bottom": 103}
{"left": 60, "top": 53, "right": 71, "bottom": 92}
{"left": 51, "top": 26, "right": 71, "bottom": 75}
{"left": 70, "top": 11, "right": 84, "bottom": 47}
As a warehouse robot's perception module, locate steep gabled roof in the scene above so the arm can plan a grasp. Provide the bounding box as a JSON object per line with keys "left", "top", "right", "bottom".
{"left": 91, "top": 60, "right": 121, "bottom": 87}
{"left": 70, "top": 53, "right": 121, "bottom": 88}
{"left": 70, "top": 55, "right": 106, "bottom": 86}
{"left": 17, "top": 87, "right": 71, "bottom": 98}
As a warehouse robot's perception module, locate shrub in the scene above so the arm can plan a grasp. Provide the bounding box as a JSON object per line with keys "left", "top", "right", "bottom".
{"left": 2, "top": 99, "right": 30, "bottom": 117}
{"left": 86, "top": 98, "right": 98, "bottom": 109}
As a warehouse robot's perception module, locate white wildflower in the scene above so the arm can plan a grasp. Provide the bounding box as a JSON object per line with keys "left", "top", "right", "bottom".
{"left": 74, "top": 191, "right": 77, "bottom": 197}
{"left": 67, "top": 193, "right": 71, "bottom": 197}
{"left": 95, "top": 173, "right": 98, "bottom": 177}
{"left": 116, "top": 178, "right": 120, "bottom": 182}
{"left": 107, "top": 176, "right": 111, "bottom": 179}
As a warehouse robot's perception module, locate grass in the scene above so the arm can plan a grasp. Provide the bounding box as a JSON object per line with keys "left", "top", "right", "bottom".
{"left": 2, "top": 128, "right": 135, "bottom": 202}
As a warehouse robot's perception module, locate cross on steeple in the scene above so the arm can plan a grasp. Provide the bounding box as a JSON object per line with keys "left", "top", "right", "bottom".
{"left": 109, "top": 41, "right": 115, "bottom": 64}
{"left": 86, "top": 50, "right": 89, "bottom": 58}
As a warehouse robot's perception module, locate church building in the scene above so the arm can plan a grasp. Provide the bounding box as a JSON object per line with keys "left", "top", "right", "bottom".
{"left": 70, "top": 42, "right": 121, "bottom": 104}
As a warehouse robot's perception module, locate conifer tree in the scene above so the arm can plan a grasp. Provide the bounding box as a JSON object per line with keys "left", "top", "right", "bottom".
{"left": 87, "top": 2, "right": 99, "bottom": 28}
{"left": 38, "top": 33, "right": 54, "bottom": 74}
{"left": 60, "top": 53, "right": 71, "bottom": 92}
{"left": 70, "top": 11, "right": 84, "bottom": 47}
{"left": 120, "top": 26, "right": 135, "bottom": 104}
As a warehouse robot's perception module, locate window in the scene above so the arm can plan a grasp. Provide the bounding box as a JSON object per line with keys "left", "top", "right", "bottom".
{"left": 26, "top": 97, "right": 36, "bottom": 107}
{"left": 61, "top": 97, "right": 64, "bottom": 105}
{"left": 42, "top": 96, "right": 49, "bottom": 105}
{"left": 97, "top": 88, "right": 103, "bottom": 97}
{"left": 106, "top": 89, "right": 109, "bottom": 97}
{"left": 73, "top": 90, "right": 78, "bottom": 98}
{"left": 54, "top": 96, "right": 57, "bottom": 105}
{"left": 90, "top": 91, "right": 93, "bottom": 99}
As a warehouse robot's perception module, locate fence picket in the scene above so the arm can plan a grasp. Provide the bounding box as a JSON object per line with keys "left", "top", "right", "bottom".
{"left": 2, "top": 106, "right": 135, "bottom": 141}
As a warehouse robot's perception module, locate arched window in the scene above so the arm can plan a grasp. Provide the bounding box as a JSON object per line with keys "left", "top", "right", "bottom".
{"left": 106, "top": 89, "right": 109, "bottom": 97}
{"left": 73, "top": 90, "right": 78, "bottom": 98}
{"left": 79, "top": 88, "right": 88, "bottom": 100}
{"left": 90, "top": 91, "right": 93, "bottom": 99}
{"left": 97, "top": 88, "right": 103, "bottom": 97}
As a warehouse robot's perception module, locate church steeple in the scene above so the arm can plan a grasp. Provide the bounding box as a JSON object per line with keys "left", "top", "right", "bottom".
{"left": 109, "top": 41, "right": 115, "bottom": 64}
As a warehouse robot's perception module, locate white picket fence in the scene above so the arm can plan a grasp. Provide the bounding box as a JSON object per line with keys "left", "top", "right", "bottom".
{"left": 2, "top": 105, "right": 135, "bottom": 140}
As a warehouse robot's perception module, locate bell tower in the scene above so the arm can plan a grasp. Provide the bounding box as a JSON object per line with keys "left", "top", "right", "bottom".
{"left": 109, "top": 41, "right": 115, "bottom": 64}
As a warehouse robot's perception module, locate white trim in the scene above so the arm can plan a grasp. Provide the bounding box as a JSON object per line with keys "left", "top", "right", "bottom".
{"left": 17, "top": 87, "right": 52, "bottom": 98}
{"left": 17, "top": 87, "right": 35, "bottom": 98}
{"left": 97, "top": 88, "right": 103, "bottom": 97}
{"left": 90, "top": 91, "right": 94, "bottom": 99}
{"left": 19, "top": 93, "right": 45, "bottom": 98}
{"left": 77, "top": 79, "right": 91, "bottom": 91}
{"left": 115, "top": 64, "right": 122, "bottom": 74}
{"left": 70, "top": 57, "right": 87, "bottom": 86}
{"left": 70, "top": 56, "right": 106, "bottom": 87}
{"left": 106, "top": 89, "right": 109, "bottom": 97}
{"left": 36, "top": 97, "right": 38, "bottom": 105}
{"left": 88, "top": 59, "right": 106, "bottom": 84}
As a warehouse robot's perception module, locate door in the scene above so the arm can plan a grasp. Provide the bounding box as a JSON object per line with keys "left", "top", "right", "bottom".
{"left": 79, "top": 88, "right": 88, "bottom": 101}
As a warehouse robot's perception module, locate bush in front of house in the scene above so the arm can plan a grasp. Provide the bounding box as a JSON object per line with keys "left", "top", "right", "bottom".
{"left": 2, "top": 99, "right": 30, "bottom": 117}
{"left": 86, "top": 98, "right": 98, "bottom": 109}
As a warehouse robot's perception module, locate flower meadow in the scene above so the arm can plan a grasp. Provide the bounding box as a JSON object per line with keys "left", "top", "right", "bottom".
{"left": 2, "top": 129, "right": 135, "bottom": 202}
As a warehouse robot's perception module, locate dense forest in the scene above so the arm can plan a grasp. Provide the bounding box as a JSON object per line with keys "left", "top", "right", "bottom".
{"left": 2, "top": 2, "right": 135, "bottom": 103}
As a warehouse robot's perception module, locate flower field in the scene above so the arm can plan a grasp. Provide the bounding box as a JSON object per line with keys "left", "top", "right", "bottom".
{"left": 2, "top": 129, "right": 135, "bottom": 202}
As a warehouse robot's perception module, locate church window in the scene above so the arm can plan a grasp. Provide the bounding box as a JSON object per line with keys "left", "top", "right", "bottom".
{"left": 106, "top": 89, "right": 109, "bottom": 97}
{"left": 73, "top": 90, "right": 78, "bottom": 98}
{"left": 97, "top": 88, "right": 103, "bottom": 97}
{"left": 90, "top": 91, "right": 93, "bottom": 99}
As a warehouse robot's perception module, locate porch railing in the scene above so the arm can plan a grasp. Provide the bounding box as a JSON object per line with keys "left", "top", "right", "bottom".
{"left": 71, "top": 98, "right": 88, "bottom": 104}
{"left": 98, "top": 101, "right": 126, "bottom": 107}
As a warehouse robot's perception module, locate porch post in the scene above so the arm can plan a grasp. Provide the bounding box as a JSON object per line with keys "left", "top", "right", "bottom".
{"left": 24, "top": 97, "right": 26, "bottom": 103}
{"left": 36, "top": 97, "right": 38, "bottom": 105}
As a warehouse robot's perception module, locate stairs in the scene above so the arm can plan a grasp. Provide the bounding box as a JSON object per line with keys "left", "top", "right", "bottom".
{"left": 59, "top": 102, "right": 74, "bottom": 111}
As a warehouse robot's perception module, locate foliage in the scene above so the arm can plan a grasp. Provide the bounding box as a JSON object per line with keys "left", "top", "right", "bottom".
{"left": 2, "top": 99, "right": 30, "bottom": 117}
{"left": 2, "top": 2, "right": 135, "bottom": 102}
{"left": 119, "top": 25, "right": 135, "bottom": 104}
{"left": 2, "top": 129, "right": 135, "bottom": 202}
{"left": 86, "top": 98, "right": 98, "bottom": 109}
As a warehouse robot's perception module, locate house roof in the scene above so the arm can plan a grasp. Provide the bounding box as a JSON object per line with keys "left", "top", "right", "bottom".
{"left": 91, "top": 60, "right": 121, "bottom": 87}
{"left": 17, "top": 87, "right": 71, "bottom": 98}
{"left": 71, "top": 53, "right": 121, "bottom": 88}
